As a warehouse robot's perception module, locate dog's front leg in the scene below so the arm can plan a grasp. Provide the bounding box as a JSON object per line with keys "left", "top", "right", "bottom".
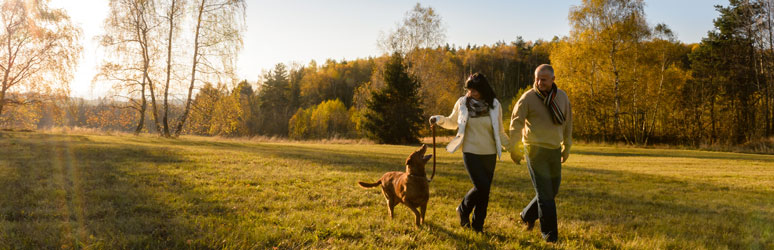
{"left": 409, "top": 206, "right": 422, "bottom": 227}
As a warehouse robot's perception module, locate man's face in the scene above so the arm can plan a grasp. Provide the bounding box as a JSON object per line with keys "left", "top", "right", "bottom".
{"left": 535, "top": 71, "right": 555, "bottom": 92}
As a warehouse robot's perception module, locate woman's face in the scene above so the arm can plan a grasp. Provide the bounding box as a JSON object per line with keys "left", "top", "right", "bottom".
{"left": 466, "top": 88, "right": 482, "bottom": 100}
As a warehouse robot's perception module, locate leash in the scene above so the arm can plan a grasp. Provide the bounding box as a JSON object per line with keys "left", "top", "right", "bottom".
{"left": 428, "top": 124, "right": 437, "bottom": 183}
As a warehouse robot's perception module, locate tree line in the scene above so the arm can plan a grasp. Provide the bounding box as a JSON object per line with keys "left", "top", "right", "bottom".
{"left": 1, "top": 0, "right": 773, "bottom": 148}
{"left": 553, "top": 0, "right": 774, "bottom": 146}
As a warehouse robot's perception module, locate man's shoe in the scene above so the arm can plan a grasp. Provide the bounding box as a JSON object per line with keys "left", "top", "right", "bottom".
{"left": 519, "top": 212, "right": 535, "bottom": 231}
{"left": 457, "top": 206, "right": 470, "bottom": 228}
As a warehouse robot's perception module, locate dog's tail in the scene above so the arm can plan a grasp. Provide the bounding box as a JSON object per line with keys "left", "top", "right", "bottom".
{"left": 357, "top": 180, "right": 381, "bottom": 188}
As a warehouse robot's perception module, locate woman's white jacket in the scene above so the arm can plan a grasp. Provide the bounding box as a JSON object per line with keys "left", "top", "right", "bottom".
{"left": 431, "top": 96, "right": 511, "bottom": 160}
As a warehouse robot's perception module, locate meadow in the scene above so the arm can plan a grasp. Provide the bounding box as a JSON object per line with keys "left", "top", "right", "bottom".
{"left": 0, "top": 131, "right": 772, "bottom": 249}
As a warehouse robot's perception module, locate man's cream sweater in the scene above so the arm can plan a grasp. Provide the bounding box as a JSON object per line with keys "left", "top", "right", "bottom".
{"left": 509, "top": 88, "right": 573, "bottom": 158}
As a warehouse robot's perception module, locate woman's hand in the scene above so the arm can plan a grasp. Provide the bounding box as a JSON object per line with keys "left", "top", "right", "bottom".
{"left": 429, "top": 115, "right": 441, "bottom": 125}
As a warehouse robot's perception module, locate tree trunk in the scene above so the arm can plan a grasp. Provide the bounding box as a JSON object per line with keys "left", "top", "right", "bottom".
{"left": 0, "top": 87, "right": 6, "bottom": 118}
{"left": 645, "top": 57, "right": 667, "bottom": 145}
{"left": 174, "top": 0, "right": 206, "bottom": 137}
{"left": 710, "top": 78, "right": 717, "bottom": 144}
{"left": 1, "top": 32, "right": 11, "bottom": 119}
{"left": 631, "top": 47, "right": 640, "bottom": 144}
{"left": 610, "top": 45, "right": 621, "bottom": 140}
{"left": 768, "top": 0, "right": 774, "bottom": 136}
{"left": 162, "top": 0, "right": 177, "bottom": 138}
{"left": 141, "top": 31, "right": 162, "bottom": 136}
{"left": 135, "top": 79, "right": 147, "bottom": 135}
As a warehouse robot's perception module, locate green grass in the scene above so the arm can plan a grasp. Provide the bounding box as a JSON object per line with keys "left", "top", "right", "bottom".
{"left": 0, "top": 131, "right": 772, "bottom": 249}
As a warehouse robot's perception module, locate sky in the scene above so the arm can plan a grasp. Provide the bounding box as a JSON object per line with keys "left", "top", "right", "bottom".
{"left": 51, "top": 0, "right": 727, "bottom": 99}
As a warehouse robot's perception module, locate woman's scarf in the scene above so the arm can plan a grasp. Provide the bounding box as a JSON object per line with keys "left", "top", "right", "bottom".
{"left": 466, "top": 97, "right": 490, "bottom": 118}
{"left": 534, "top": 83, "right": 565, "bottom": 125}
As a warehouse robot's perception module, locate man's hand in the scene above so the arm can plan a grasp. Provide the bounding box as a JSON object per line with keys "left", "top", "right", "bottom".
{"left": 561, "top": 151, "right": 569, "bottom": 163}
{"left": 510, "top": 149, "right": 522, "bottom": 165}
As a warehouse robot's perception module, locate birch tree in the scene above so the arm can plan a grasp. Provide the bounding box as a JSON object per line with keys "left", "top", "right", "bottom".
{"left": 98, "top": 0, "right": 160, "bottom": 134}
{"left": 173, "top": 0, "right": 245, "bottom": 137}
{"left": 0, "top": 0, "right": 81, "bottom": 119}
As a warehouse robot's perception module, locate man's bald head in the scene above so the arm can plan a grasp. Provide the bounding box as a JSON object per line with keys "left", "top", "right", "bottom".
{"left": 535, "top": 64, "right": 554, "bottom": 77}
{"left": 534, "top": 64, "right": 555, "bottom": 92}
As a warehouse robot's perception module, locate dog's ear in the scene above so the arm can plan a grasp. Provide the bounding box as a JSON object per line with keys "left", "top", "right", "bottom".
{"left": 423, "top": 154, "right": 432, "bottom": 162}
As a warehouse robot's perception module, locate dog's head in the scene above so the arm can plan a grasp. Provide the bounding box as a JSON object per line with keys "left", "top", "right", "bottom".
{"left": 405, "top": 144, "right": 433, "bottom": 176}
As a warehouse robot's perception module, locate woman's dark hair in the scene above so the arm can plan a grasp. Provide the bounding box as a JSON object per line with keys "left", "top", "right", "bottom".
{"left": 464, "top": 72, "right": 496, "bottom": 106}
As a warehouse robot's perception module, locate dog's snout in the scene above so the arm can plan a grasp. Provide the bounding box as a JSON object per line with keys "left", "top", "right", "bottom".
{"left": 417, "top": 144, "right": 427, "bottom": 154}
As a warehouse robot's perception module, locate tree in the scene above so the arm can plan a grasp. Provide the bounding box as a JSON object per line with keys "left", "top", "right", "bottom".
{"left": 568, "top": 0, "right": 649, "bottom": 140}
{"left": 690, "top": 0, "right": 764, "bottom": 144}
{"left": 185, "top": 82, "right": 222, "bottom": 135}
{"left": 174, "top": 0, "right": 246, "bottom": 137}
{"left": 289, "top": 99, "right": 352, "bottom": 139}
{"left": 98, "top": 0, "right": 161, "bottom": 135}
{"left": 642, "top": 23, "right": 683, "bottom": 144}
{"left": 299, "top": 59, "right": 373, "bottom": 107}
{"left": 256, "top": 63, "right": 293, "bottom": 136}
{"left": 363, "top": 53, "right": 424, "bottom": 144}
{"left": 160, "top": 0, "right": 185, "bottom": 137}
{"left": 0, "top": 0, "right": 81, "bottom": 120}
{"left": 209, "top": 85, "right": 246, "bottom": 136}
{"left": 378, "top": 3, "right": 446, "bottom": 55}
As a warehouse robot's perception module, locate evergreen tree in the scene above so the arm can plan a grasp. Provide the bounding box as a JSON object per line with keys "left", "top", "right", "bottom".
{"left": 690, "top": 0, "right": 763, "bottom": 144}
{"left": 256, "top": 63, "right": 292, "bottom": 136}
{"left": 363, "top": 53, "right": 424, "bottom": 144}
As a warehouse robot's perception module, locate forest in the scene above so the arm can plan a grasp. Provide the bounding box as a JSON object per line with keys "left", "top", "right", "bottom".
{"left": 1, "top": 0, "right": 773, "bottom": 148}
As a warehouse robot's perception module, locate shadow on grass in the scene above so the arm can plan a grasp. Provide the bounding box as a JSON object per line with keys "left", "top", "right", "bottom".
{"left": 5, "top": 132, "right": 769, "bottom": 248}
{"left": 572, "top": 148, "right": 774, "bottom": 163}
{"left": 552, "top": 166, "right": 774, "bottom": 249}
{"left": 0, "top": 132, "right": 236, "bottom": 249}
{"left": 150, "top": 137, "right": 774, "bottom": 248}
{"left": 423, "top": 221, "right": 505, "bottom": 249}
{"left": 222, "top": 142, "right": 475, "bottom": 182}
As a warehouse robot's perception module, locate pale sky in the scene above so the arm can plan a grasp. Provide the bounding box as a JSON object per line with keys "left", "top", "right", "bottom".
{"left": 51, "top": 0, "right": 726, "bottom": 99}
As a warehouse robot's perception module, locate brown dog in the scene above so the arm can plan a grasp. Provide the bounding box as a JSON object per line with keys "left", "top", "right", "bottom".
{"left": 358, "top": 145, "right": 433, "bottom": 227}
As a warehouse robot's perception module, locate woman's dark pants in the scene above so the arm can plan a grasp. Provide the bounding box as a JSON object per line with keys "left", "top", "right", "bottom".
{"left": 459, "top": 152, "right": 497, "bottom": 231}
{"left": 521, "top": 145, "right": 562, "bottom": 241}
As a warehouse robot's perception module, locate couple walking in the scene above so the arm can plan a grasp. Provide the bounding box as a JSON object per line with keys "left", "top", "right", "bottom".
{"left": 429, "top": 64, "right": 572, "bottom": 243}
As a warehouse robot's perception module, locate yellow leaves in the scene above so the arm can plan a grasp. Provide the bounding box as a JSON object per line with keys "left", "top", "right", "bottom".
{"left": 289, "top": 99, "right": 352, "bottom": 140}
{"left": 0, "top": 101, "right": 41, "bottom": 130}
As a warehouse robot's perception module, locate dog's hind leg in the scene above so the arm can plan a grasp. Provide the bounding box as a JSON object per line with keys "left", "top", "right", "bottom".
{"left": 419, "top": 203, "right": 427, "bottom": 225}
{"left": 381, "top": 189, "right": 397, "bottom": 219}
{"left": 409, "top": 206, "right": 422, "bottom": 227}
{"left": 387, "top": 199, "right": 397, "bottom": 219}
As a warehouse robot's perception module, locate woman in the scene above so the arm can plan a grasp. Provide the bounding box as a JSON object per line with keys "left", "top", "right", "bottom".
{"left": 429, "top": 73, "right": 510, "bottom": 232}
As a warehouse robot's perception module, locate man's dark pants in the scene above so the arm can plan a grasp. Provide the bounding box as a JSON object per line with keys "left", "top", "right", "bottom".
{"left": 459, "top": 152, "right": 496, "bottom": 231}
{"left": 521, "top": 145, "right": 562, "bottom": 241}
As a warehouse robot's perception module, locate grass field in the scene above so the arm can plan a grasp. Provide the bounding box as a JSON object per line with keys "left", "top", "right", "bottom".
{"left": 0, "top": 131, "right": 772, "bottom": 249}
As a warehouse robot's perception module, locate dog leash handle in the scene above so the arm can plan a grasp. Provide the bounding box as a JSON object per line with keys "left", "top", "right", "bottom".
{"left": 428, "top": 124, "right": 437, "bottom": 183}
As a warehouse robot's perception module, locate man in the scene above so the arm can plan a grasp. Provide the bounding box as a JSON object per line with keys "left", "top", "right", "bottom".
{"left": 509, "top": 64, "right": 572, "bottom": 243}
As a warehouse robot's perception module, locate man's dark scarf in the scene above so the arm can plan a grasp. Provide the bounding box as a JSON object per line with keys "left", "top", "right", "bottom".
{"left": 534, "top": 83, "right": 565, "bottom": 125}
